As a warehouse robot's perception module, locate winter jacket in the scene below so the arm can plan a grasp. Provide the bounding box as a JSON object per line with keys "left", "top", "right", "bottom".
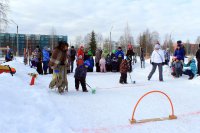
{"left": 42, "top": 49, "right": 50, "bottom": 62}
{"left": 49, "top": 47, "right": 68, "bottom": 69}
{"left": 150, "top": 49, "right": 165, "bottom": 64}
{"left": 5, "top": 49, "right": 13, "bottom": 61}
{"left": 105, "top": 55, "right": 112, "bottom": 65}
{"left": 77, "top": 48, "right": 84, "bottom": 59}
{"left": 74, "top": 65, "right": 87, "bottom": 79}
{"left": 196, "top": 49, "right": 200, "bottom": 59}
{"left": 99, "top": 58, "right": 106, "bottom": 66}
{"left": 120, "top": 60, "right": 129, "bottom": 74}
{"left": 174, "top": 48, "right": 185, "bottom": 61}
{"left": 183, "top": 59, "right": 197, "bottom": 75}
{"left": 115, "top": 50, "right": 124, "bottom": 59}
{"left": 164, "top": 50, "right": 170, "bottom": 61}
{"left": 174, "top": 61, "right": 182, "bottom": 69}
{"left": 126, "top": 49, "right": 135, "bottom": 60}
{"left": 95, "top": 49, "right": 102, "bottom": 63}
{"left": 87, "top": 57, "right": 94, "bottom": 69}
{"left": 70, "top": 49, "right": 76, "bottom": 61}
{"left": 33, "top": 48, "right": 42, "bottom": 63}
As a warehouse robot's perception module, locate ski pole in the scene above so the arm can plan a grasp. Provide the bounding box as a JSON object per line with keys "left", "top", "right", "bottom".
{"left": 86, "top": 83, "right": 96, "bottom": 94}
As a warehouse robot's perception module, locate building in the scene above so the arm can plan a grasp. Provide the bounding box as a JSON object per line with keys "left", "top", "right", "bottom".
{"left": 0, "top": 33, "right": 68, "bottom": 56}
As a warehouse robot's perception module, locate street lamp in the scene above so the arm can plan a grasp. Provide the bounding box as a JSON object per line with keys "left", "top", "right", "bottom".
{"left": 10, "top": 20, "right": 19, "bottom": 56}
{"left": 110, "top": 26, "right": 113, "bottom": 53}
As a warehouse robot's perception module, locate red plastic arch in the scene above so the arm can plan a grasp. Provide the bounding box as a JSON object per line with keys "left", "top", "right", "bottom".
{"left": 131, "top": 90, "right": 175, "bottom": 122}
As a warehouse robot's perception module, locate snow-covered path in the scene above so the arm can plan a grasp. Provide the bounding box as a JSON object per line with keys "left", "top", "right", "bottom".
{"left": 1, "top": 58, "right": 200, "bottom": 133}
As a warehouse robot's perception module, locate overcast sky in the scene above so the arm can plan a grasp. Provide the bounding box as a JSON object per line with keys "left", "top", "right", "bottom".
{"left": 7, "top": 0, "right": 200, "bottom": 44}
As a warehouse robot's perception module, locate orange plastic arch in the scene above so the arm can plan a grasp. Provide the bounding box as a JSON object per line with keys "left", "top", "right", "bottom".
{"left": 131, "top": 90, "right": 175, "bottom": 122}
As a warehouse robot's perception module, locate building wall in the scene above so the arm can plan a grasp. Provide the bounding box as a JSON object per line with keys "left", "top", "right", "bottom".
{"left": 0, "top": 33, "right": 68, "bottom": 56}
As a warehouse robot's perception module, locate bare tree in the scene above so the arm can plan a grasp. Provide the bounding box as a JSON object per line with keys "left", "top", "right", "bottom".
{"left": 74, "top": 35, "right": 83, "bottom": 49}
{"left": 196, "top": 36, "right": 200, "bottom": 44}
{"left": 83, "top": 33, "right": 91, "bottom": 48}
{"left": 0, "top": 0, "right": 9, "bottom": 32}
{"left": 96, "top": 33, "right": 103, "bottom": 49}
{"left": 103, "top": 38, "right": 110, "bottom": 50}
{"left": 124, "top": 23, "right": 134, "bottom": 49}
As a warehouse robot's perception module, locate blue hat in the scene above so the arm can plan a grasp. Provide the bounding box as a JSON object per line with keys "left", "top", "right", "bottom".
{"left": 176, "top": 55, "right": 181, "bottom": 60}
{"left": 84, "top": 60, "right": 90, "bottom": 67}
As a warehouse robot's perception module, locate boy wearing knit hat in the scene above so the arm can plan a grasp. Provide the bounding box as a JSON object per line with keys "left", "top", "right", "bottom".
{"left": 195, "top": 44, "right": 200, "bottom": 76}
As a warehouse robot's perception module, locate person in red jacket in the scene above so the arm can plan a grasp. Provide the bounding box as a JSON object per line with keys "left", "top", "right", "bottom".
{"left": 76, "top": 45, "right": 84, "bottom": 66}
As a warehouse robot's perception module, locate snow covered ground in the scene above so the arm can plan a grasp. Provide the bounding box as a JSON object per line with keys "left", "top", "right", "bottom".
{"left": 1, "top": 57, "right": 200, "bottom": 133}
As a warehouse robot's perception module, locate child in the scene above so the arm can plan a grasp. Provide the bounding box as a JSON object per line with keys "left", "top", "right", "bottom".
{"left": 119, "top": 59, "right": 129, "bottom": 84}
{"left": 74, "top": 61, "right": 90, "bottom": 92}
{"left": 99, "top": 56, "right": 106, "bottom": 72}
{"left": 183, "top": 56, "right": 197, "bottom": 80}
{"left": 171, "top": 56, "right": 183, "bottom": 77}
{"left": 111, "top": 57, "right": 118, "bottom": 72}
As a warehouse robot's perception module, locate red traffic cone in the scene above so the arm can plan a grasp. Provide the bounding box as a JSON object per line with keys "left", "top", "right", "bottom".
{"left": 30, "top": 76, "right": 35, "bottom": 85}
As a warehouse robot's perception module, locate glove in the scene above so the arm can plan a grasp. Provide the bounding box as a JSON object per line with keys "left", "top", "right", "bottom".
{"left": 151, "top": 62, "right": 154, "bottom": 65}
{"left": 54, "top": 69, "right": 59, "bottom": 74}
{"left": 162, "top": 62, "right": 165, "bottom": 65}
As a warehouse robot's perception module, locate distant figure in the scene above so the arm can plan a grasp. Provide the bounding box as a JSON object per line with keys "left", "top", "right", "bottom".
{"left": 164, "top": 48, "right": 170, "bottom": 66}
{"left": 95, "top": 48, "right": 102, "bottom": 72}
{"left": 115, "top": 47, "right": 124, "bottom": 71}
{"left": 171, "top": 56, "right": 183, "bottom": 78}
{"left": 148, "top": 44, "right": 165, "bottom": 81}
{"left": 69, "top": 46, "right": 76, "bottom": 73}
{"left": 5, "top": 46, "right": 13, "bottom": 62}
{"left": 42, "top": 46, "right": 50, "bottom": 75}
{"left": 195, "top": 44, "right": 200, "bottom": 76}
{"left": 126, "top": 44, "right": 135, "bottom": 72}
{"left": 33, "top": 46, "right": 43, "bottom": 75}
{"left": 99, "top": 56, "right": 106, "bottom": 72}
{"left": 140, "top": 47, "right": 145, "bottom": 68}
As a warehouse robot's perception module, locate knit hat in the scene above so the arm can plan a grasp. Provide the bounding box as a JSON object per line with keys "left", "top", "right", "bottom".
{"left": 177, "top": 40, "right": 182, "bottom": 44}
{"left": 154, "top": 44, "right": 160, "bottom": 49}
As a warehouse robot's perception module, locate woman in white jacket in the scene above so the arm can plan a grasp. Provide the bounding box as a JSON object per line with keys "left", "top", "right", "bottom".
{"left": 148, "top": 44, "right": 165, "bottom": 81}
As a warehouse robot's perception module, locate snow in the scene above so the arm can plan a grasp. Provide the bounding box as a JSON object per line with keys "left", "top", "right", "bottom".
{"left": 1, "top": 58, "right": 200, "bottom": 133}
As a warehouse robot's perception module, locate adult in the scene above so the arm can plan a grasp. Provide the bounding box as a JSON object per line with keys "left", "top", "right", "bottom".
{"left": 49, "top": 41, "right": 69, "bottom": 93}
{"left": 115, "top": 47, "right": 124, "bottom": 71}
{"left": 140, "top": 47, "right": 145, "bottom": 68}
{"left": 195, "top": 44, "right": 200, "bottom": 76}
{"left": 77, "top": 45, "right": 84, "bottom": 66}
{"left": 183, "top": 56, "right": 197, "bottom": 80}
{"left": 69, "top": 46, "right": 76, "bottom": 73}
{"left": 126, "top": 44, "right": 135, "bottom": 72}
{"left": 148, "top": 44, "right": 165, "bottom": 81}
{"left": 42, "top": 46, "right": 50, "bottom": 75}
{"left": 5, "top": 46, "right": 13, "bottom": 62}
{"left": 33, "top": 46, "right": 43, "bottom": 75}
{"left": 95, "top": 48, "right": 102, "bottom": 72}
{"left": 174, "top": 40, "right": 185, "bottom": 62}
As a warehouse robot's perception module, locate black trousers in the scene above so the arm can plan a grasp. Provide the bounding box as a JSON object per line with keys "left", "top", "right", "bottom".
{"left": 120, "top": 73, "right": 127, "bottom": 83}
{"left": 75, "top": 78, "right": 87, "bottom": 91}
{"left": 37, "top": 62, "right": 43, "bottom": 75}
{"left": 197, "top": 59, "right": 200, "bottom": 75}
{"left": 96, "top": 63, "right": 100, "bottom": 72}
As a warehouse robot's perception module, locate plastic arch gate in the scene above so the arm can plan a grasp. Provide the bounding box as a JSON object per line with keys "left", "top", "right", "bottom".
{"left": 130, "top": 90, "right": 177, "bottom": 124}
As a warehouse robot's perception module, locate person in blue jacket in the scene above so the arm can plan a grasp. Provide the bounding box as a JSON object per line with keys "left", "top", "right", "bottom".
{"left": 183, "top": 56, "right": 197, "bottom": 80}
{"left": 5, "top": 46, "right": 13, "bottom": 62}
{"left": 42, "top": 46, "right": 50, "bottom": 74}
{"left": 174, "top": 41, "right": 185, "bottom": 62}
{"left": 115, "top": 47, "right": 124, "bottom": 71}
{"left": 87, "top": 56, "right": 94, "bottom": 72}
